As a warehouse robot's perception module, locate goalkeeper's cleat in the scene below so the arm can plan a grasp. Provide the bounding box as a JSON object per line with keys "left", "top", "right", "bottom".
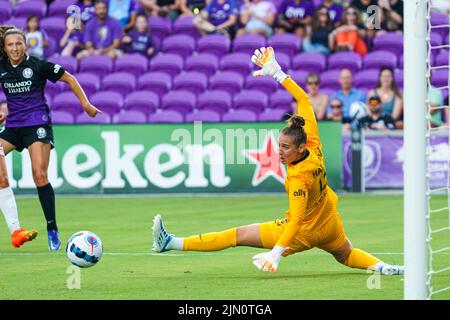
{"left": 47, "top": 230, "right": 61, "bottom": 251}
{"left": 11, "top": 228, "right": 38, "bottom": 248}
{"left": 375, "top": 263, "right": 404, "bottom": 275}
{"left": 152, "top": 214, "right": 173, "bottom": 253}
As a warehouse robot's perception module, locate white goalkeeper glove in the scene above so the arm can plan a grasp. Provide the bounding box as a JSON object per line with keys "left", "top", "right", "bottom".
{"left": 251, "top": 47, "right": 288, "bottom": 83}
{"left": 252, "top": 245, "right": 286, "bottom": 273}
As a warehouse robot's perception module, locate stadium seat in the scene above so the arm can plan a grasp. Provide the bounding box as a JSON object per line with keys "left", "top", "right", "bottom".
{"left": 41, "top": 17, "right": 66, "bottom": 42}
{"left": 44, "top": 37, "right": 58, "bottom": 59}
{"left": 292, "top": 52, "right": 326, "bottom": 74}
{"left": 289, "top": 70, "right": 309, "bottom": 88}
{"left": 319, "top": 70, "right": 341, "bottom": 91}
{"left": 258, "top": 108, "right": 287, "bottom": 122}
{"left": 161, "top": 90, "right": 196, "bottom": 114}
{"left": 79, "top": 55, "right": 114, "bottom": 78}
{"left": 363, "top": 50, "right": 398, "bottom": 70}
{"left": 48, "top": 0, "right": 77, "bottom": 17}
{"left": 197, "top": 34, "right": 231, "bottom": 58}
{"left": 137, "top": 72, "right": 172, "bottom": 96}
{"left": 197, "top": 90, "right": 232, "bottom": 115}
{"left": 233, "top": 34, "right": 267, "bottom": 55}
{"left": 233, "top": 90, "right": 268, "bottom": 113}
{"left": 53, "top": 92, "right": 83, "bottom": 115}
{"left": 148, "top": 110, "right": 184, "bottom": 123}
{"left": 373, "top": 32, "right": 403, "bottom": 56}
{"left": 14, "top": 1, "right": 47, "bottom": 19}
{"left": 75, "top": 72, "right": 101, "bottom": 98}
{"left": 222, "top": 109, "right": 257, "bottom": 122}
{"left": 219, "top": 53, "right": 253, "bottom": 77}
{"left": 162, "top": 34, "right": 196, "bottom": 59}
{"left": 123, "top": 91, "right": 159, "bottom": 115}
{"left": 185, "top": 53, "right": 219, "bottom": 77}
{"left": 3, "top": 17, "right": 26, "bottom": 30}
{"left": 114, "top": 54, "right": 148, "bottom": 76}
{"left": 48, "top": 55, "right": 78, "bottom": 74}
{"left": 430, "top": 11, "right": 450, "bottom": 39}
{"left": 76, "top": 112, "right": 111, "bottom": 124}
{"left": 268, "top": 33, "right": 301, "bottom": 57}
{"left": 173, "top": 15, "right": 200, "bottom": 39}
{"left": 353, "top": 69, "right": 379, "bottom": 89}
{"left": 430, "top": 31, "right": 444, "bottom": 48}
{"left": 431, "top": 68, "right": 449, "bottom": 88}
{"left": 148, "top": 16, "right": 172, "bottom": 44}
{"left": 46, "top": 81, "right": 65, "bottom": 100}
{"left": 435, "top": 49, "right": 449, "bottom": 67}
{"left": 0, "top": 2, "right": 13, "bottom": 24}
{"left": 327, "top": 52, "right": 362, "bottom": 73}
{"left": 90, "top": 91, "right": 124, "bottom": 115}
{"left": 51, "top": 110, "right": 75, "bottom": 124}
{"left": 173, "top": 71, "right": 208, "bottom": 95}
{"left": 186, "top": 109, "right": 221, "bottom": 123}
{"left": 269, "top": 90, "right": 292, "bottom": 110}
{"left": 102, "top": 72, "right": 137, "bottom": 97}
{"left": 275, "top": 52, "right": 291, "bottom": 72}
{"left": 112, "top": 110, "right": 147, "bottom": 124}
{"left": 149, "top": 53, "right": 184, "bottom": 77}
{"left": 209, "top": 71, "right": 244, "bottom": 95}
{"left": 245, "top": 75, "right": 278, "bottom": 94}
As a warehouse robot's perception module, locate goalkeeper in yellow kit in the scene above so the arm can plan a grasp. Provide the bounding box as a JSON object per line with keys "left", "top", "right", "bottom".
{"left": 152, "top": 47, "right": 404, "bottom": 275}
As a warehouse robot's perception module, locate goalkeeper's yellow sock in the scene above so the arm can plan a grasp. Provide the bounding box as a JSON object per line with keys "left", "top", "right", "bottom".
{"left": 344, "top": 248, "right": 381, "bottom": 270}
{"left": 183, "top": 228, "right": 237, "bottom": 251}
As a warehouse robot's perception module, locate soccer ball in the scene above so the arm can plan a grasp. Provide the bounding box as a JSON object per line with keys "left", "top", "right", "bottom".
{"left": 349, "top": 101, "right": 368, "bottom": 120}
{"left": 66, "top": 231, "right": 103, "bottom": 268}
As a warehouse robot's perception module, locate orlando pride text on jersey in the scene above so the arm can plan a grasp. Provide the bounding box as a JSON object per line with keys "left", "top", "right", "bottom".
{"left": 0, "top": 54, "right": 65, "bottom": 127}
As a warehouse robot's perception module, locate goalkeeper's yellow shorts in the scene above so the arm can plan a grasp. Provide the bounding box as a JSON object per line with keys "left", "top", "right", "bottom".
{"left": 259, "top": 211, "right": 348, "bottom": 257}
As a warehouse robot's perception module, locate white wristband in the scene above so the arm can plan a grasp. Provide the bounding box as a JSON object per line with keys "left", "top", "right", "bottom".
{"left": 272, "top": 245, "right": 286, "bottom": 259}
{"left": 273, "top": 69, "right": 288, "bottom": 83}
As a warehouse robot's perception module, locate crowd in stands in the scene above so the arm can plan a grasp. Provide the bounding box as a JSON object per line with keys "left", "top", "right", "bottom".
{"left": 0, "top": 0, "right": 449, "bottom": 130}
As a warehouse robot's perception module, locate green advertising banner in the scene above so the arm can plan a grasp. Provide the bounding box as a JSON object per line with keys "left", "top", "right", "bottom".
{"left": 5, "top": 122, "right": 342, "bottom": 194}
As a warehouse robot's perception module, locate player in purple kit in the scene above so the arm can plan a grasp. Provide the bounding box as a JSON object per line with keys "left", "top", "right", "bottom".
{"left": 0, "top": 27, "right": 101, "bottom": 251}
{"left": 276, "top": 0, "right": 315, "bottom": 38}
{"left": 121, "top": 14, "right": 154, "bottom": 57}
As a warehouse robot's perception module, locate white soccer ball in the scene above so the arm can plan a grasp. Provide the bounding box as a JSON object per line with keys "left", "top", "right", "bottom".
{"left": 66, "top": 231, "right": 103, "bottom": 268}
{"left": 349, "top": 101, "right": 368, "bottom": 120}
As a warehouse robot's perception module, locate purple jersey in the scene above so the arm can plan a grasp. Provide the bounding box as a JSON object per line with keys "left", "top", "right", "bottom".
{"left": 280, "top": 0, "right": 315, "bottom": 20}
{"left": 326, "top": 3, "right": 343, "bottom": 24}
{"left": 127, "top": 31, "right": 152, "bottom": 54}
{"left": 0, "top": 55, "right": 65, "bottom": 127}
{"left": 85, "top": 16, "right": 123, "bottom": 49}
{"left": 205, "top": 0, "right": 238, "bottom": 26}
{"left": 79, "top": 3, "right": 95, "bottom": 23}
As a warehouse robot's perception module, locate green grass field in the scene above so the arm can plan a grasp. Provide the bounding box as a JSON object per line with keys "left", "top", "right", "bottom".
{"left": 0, "top": 194, "right": 448, "bottom": 300}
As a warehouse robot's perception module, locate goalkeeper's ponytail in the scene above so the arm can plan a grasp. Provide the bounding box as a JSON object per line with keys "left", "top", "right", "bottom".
{"left": 282, "top": 115, "right": 307, "bottom": 147}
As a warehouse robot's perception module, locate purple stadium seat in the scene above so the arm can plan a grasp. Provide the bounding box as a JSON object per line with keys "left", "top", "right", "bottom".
{"left": 113, "top": 110, "right": 147, "bottom": 124}
{"left": 0, "top": 1, "right": 13, "bottom": 23}
{"left": 292, "top": 52, "right": 326, "bottom": 74}
{"left": 148, "top": 110, "right": 184, "bottom": 123}
{"left": 258, "top": 108, "right": 286, "bottom": 122}
{"left": 320, "top": 70, "right": 341, "bottom": 91}
{"left": 137, "top": 72, "right": 172, "bottom": 96}
{"left": 45, "top": 93, "right": 52, "bottom": 108}
{"left": 46, "top": 81, "right": 65, "bottom": 100}
{"left": 197, "top": 90, "right": 232, "bottom": 115}
{"left": 14, "top": 1, "right": 47, "bottom": 19}
{"left": 219, "top": 53, "right": 253, "bottom": 77}
{"left": 363, "top": 50, "right": 398, "bottom": 70}
{"left": 209, "top": 71, "right": 244, "bottom": 95}
{"left": 289, "top": 70, "right": 309, "bottom": 88}
{"left": 234, "top": 90, "right": 268, "bottom": 113}
{"left": 269, "top": 90, "right": 292, "bottom": 110}
{"left": 76, "top": 112, "right": 111, "bottom": 124}
{"left": 114, "top": 54, "right": 148, "bottom": 76}
{"left": 353, "top": 69, "right": 379, "bottom": 89}
{"left": 3, "top": 17, "right": 27, "bottom": 30}
{"left": 430, "top": 31, "right": 444, "bottom": 48}
{"left": 53, "top": 92, "right": 83, "bottom": 115}
{"left": 431, "top": 69, "right": 449, "bottom": 88}
{"left": 173, "top": 16, "right": 199, "bottom": 39}
{"left": 275, "top": 52, "right": 291, "bottom": 72}
{"left": 90, "top": 91, "right": 124, "bottom": 115}
{"left": 148, "top": 16, "right": 172, "bottom": 44}
{"left": 186, "top": 110, "right": 221, "bottom": 123}
{"left": 197, "top": 34, "right": 231, "bottom": 58}
{"left": 222, "top": 109, "right": 257, "bottom": 122}
{"left": 149, "top": 53, "right": 184, "bottom": 77}
{"left": 162, "top": 34, "right": 196, "bottom": 59}
{"left": 394, "top": 69, "right": 403, "bottom": 88}
{"left": 48, "top": 0, "right": 77, "bottom": 17}
{"left": 173, "top": 71, "right": 208, "bottom": 95}
{"left": 48, "top": 55, "right": 78, "bottom": 74}
{"left": 44, "top": 37, "right": 58, "bottom": 58}
{"left": 233, "top": 34, "right": 266, "bottom": 55}
{"left": 51, "top": 110, "right": 75, "bottom": 124}
{"left": 102, "top": 72, "right": 136, "bottom": 97}
{"left": 268, "top": 33, "right": 301, "bottom": 57}
{"left": 327, "top": 52, "right": 362, "bottom": 73}
{"left": 41, "top": 17, "right": 66, "bottom": 42}
{"left": 245, "top": 75, "right": 278, "bottom": 94}
{"left": 185, "top": 53, "right": 219, "bottom": 77}
{"left": 435, "top": 50, "right": 449, "bottom": 66}
{"left": 75, "top": 72, "right": 101, "bottom": 98}
{"left": 161, "top": 90, "right": 196, "bottom": 114}
{"left": 124, "top": 90, "right": 159, "bottom": 115}
{"left": 430, "top": 11, "right": 450, "bottom": 39}
{"left": 79, "top": 55, "right": 114, "bottom": 78}
{"left": 399, "top": 54, "right": 403, "bottom": 69}
{"left": 373, "top": 32, "right": 403, "bottom": 56}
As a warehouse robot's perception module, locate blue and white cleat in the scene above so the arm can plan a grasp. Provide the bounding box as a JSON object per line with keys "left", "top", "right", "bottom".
{"left": 376, "top": 263, "right": 404, "bottom": 275}
{"left": 152, "top": 214, "right": 173, "bottom": 253}
{"left": 47, "top": 230, "right": 61, "bottom": 251}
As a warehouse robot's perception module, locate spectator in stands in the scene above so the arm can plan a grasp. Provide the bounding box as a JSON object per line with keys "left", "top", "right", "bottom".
{"left": 78, "top": 0, "right": 96, "bottom": 24}
{"left": 328, "top": 7, "right": 367, "bottom": 57}
{"left": 107, "top": 0, "right": 139, "bottom": 32}
{"left": 428, "top": 86, "right": 449, "bottom": 129}
{"left": 302, "top": 5, "right": 333, "bottom": 55}
{"left": 180, "top": 0, "right": 208, "bottom": 16}
{"left": 193, "top": 0, "right": 238, "bottom": 37}
{"left": 76, "top": 0, "right": 123, "bottom": 60}
{"left": 237, "top": 0, "right": 277, "bottom": 37}
{"left": 275, "top": 0, "right": 315, "bottom": 38}
{"left": 325, "top": 97, "right": 352, "bottom": 131}
{"left": 350, "top": 0, "right": 378, "bottom": 51}
{"left": 329, "top": 68, "right": 365, "bottom": 118}
{"left": 305, "top": 73, "right": 328, "bottom": 120}
{"left": 60, "top": 15, "right": 85, "bottom": 57}
{"left": 322, "top": 0, "right": 344, "bottom": 26}
{"left": 366, "top": 67, "right": 403, "bottom": 125}
{"left": 350, "top": 0, "right": 377, "bottom": 23}
{"left": 139, "top": 0, "right": 181, "bottom": 20}
{"left": 378, "top": 0, "right": 403, "bottom": 32}
{"left": 121, "top": 14, "right": 154, "bottom": 57}
{"left": 25, "top": 15, "right": 48, "bottom": 60}
{"left": 358, "top": 94, "right": 396, "bottom": 130}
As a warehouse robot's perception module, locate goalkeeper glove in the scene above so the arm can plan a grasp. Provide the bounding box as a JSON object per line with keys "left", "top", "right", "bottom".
{"left": 251, "top": 47, "right": 288, "bottom": 83}
{"left": 252, "top": 245, "right": 286, "bottom": 273}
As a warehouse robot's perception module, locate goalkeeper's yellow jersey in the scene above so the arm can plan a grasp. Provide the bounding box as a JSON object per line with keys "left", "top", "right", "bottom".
{"left": 275, "top": 77, "right": 339, "bottom": 248}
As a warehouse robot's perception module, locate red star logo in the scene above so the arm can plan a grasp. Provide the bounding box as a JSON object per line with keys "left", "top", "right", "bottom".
{"left": 243, "top": 132, "right": 286, "bottom": 186}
